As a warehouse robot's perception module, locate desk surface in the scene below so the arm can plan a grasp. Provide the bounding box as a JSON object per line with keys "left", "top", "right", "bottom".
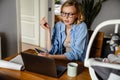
{"left": 0, "top": 49, "right": 91, "bottom": 80}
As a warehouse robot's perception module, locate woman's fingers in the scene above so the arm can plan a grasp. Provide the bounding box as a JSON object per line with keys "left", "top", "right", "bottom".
{"left": 38, "top": 53, "right": 42, "bottom": 56}
{"left": 40, "top": 17, "right": 50, "bottom": 30}
{"left": 40, "top": 17, "right": 46, "bottom": 26}
{"left": 38, "top": 52, "right": 48, "bottom": 57}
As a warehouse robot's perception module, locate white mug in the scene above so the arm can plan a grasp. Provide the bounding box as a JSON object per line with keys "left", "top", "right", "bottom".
{"left": 67, "top": 62, "right": 78, "bottom": 77}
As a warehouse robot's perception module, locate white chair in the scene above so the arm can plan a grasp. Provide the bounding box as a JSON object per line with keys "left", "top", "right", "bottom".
{"left": 84, "top": 19, "right": 120, "bottom": 80}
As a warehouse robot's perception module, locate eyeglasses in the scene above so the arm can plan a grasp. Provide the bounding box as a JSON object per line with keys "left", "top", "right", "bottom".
{"left": 61, "top": 11, "right": 76, "bottom": 18}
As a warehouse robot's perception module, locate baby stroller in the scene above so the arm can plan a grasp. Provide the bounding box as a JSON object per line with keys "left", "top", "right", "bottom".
{"left": 84, "top": 19, "right": 120, "bottom": 80}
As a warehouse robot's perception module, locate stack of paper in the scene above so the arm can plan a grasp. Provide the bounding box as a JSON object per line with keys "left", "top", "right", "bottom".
{"left": 0, "top": 55, "right": 24, "bottom": 70}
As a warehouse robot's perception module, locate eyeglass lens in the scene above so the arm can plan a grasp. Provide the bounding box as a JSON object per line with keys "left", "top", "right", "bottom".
{"left": 61, "top": 12, "right": 75, "bottom": 18}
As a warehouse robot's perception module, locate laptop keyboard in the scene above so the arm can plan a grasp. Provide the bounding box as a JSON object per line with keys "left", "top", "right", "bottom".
{"left": 56, "top": 65, "right": 66, "bottom": 76}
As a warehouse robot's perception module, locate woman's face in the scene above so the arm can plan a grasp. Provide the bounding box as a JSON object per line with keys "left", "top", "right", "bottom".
{"left": 61, "top": 6, "right": 78, "bottom": 26}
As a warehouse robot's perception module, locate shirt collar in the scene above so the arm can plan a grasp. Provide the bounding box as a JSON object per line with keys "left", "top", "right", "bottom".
{"left": 60, "top": 22, "right": 77, "bottom": 32}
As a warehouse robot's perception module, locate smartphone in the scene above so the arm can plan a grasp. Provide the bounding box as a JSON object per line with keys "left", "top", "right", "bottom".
{"left": 34, "top": 48, "right": 45, "bottom": 53}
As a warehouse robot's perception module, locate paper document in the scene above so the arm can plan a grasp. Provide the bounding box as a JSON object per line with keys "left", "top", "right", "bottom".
{"left": 0, "top": 55, "right": 24, "bottom": 70}
{"left": 9, "top": 54, "right": 24, "bottom": 65}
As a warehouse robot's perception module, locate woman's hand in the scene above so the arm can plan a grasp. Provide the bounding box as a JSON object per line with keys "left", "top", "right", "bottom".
{"left": 40, "top": 17, "right": 52, "bottom": 51}
{"left": 38, "top": 52, "right": 51, "bottom": 58}
{"left": 40, "top": 17, "right": 50, "bottom": 31}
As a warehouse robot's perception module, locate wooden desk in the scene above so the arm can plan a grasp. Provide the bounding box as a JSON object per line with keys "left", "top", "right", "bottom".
{"left": 0, "top": 49, "right": 91, "bottom": 80}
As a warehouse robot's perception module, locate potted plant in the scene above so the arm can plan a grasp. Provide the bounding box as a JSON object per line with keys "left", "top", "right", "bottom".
{"left": 81, "top": 0, "right": 107, "bottom": 29}
{"left": 55, "top": 0, "right": 60, "bottom": 4}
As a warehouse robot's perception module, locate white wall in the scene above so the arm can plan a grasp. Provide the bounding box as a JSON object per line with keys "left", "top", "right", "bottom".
{"left": 0, "top": 0, "right": 18, "bottom": 58}
{"left": 91, "top": 0, "right": 120, "bottom": 37}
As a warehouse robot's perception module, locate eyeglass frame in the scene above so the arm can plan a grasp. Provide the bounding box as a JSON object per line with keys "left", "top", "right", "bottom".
{"left": 61, "top": 11, "right": 77, "bottom": 18}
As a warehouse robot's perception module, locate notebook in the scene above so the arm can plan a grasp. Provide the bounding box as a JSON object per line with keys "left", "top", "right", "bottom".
{"left": 21, "top": 52, "right": 67, "bottom": 77}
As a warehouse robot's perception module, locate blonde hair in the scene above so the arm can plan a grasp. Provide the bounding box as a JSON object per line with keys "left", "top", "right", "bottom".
{"left": 61, "top": 0, "right": 85, "bottom": 24}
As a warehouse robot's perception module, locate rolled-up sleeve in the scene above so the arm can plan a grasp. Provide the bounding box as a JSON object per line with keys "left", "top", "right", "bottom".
{"left": 49, "top": 22, "right": 61, "bottom": 54}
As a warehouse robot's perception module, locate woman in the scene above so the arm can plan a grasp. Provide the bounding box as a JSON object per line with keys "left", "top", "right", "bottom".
{"left": 39, "top": 0, "right": 88, "bottom": 61}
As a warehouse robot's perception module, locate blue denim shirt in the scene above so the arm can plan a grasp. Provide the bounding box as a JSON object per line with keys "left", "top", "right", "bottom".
{"left": 49, "top": 21, "right": 88, "bottom": 61}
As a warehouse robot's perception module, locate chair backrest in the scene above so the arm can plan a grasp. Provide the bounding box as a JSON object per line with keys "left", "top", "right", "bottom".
{"left": 88, "top": 30, "right": 104, "bottom": 58}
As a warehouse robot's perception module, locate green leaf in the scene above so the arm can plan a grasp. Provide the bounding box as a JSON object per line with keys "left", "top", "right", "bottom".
{"left": 81, "top": 0, "right": 107, "bottom": 29}
{"left": 90, "top": 1, "right": 102, "bottom": 20}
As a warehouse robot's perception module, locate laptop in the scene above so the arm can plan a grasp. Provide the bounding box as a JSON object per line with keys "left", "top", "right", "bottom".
{"left": 21, "top": 52, "right": 67, "bottom": 77}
